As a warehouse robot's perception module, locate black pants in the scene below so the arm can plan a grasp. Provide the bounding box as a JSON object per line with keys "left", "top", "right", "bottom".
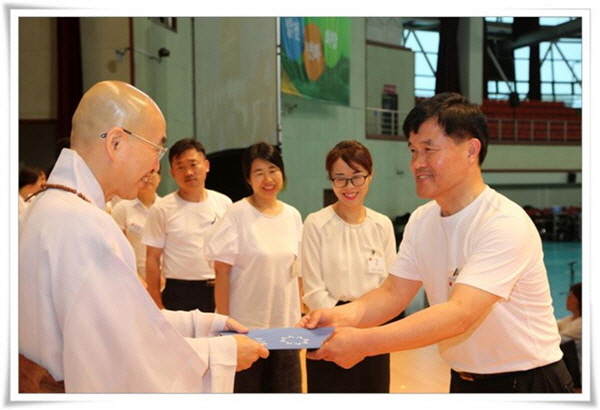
{"left": 307, "top": 352, "right": 390, "bottom": 393}
{"left": 450, "top": 360, "right": 575, "bottom": 393}
{"left": 234, "top": 349, "right": 302, "bottom": 393}
{"left": 161, "top": 278, "right": 215, "bottom": 312}
{"left": 305, "top": 301, "right": 403, "bottom": 393}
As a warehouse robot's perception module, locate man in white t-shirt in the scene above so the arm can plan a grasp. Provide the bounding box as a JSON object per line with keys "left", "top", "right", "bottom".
{"left": 299, "top": 92, "right": 574, "bottom": 393}
{"left": 112, "top": 169, "right": 161, "bottom": 287}
{"left": 143, "top": 138, "right": 232, "bottom": 312}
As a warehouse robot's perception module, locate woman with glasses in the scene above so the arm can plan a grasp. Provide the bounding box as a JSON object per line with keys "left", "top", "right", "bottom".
{"left": 300, "top": 140, "right": 398, "bottom": 393}
{"left": 205, "top": 142, "right": 303, "bottom": 393}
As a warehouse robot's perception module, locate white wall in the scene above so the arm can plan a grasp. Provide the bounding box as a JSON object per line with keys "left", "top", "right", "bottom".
{"left": 80, "top": 17, "right": 131, "bottom": 91}
{"left": 193, "top": 17, "right": 279, "bottom": 153}
{"left": 18, "top": 17, "right": 57, "bottom": 119}
{"left": 132, "top": 17, "right": 196, "bottom": 195}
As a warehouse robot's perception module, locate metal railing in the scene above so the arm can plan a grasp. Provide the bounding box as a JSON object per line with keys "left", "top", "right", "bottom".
{"left": 366, "top": 107, "right": 581, "bottom": 143}
{"left": 366, "top": 107, "right": 404, "bottom": 137}
{"left": 487, "top": 118, "right": 581, "bottom": 143}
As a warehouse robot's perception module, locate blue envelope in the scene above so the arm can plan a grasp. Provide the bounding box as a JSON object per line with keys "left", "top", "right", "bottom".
{"left": 221, "top": 327, "right": 334, "bottom": 350}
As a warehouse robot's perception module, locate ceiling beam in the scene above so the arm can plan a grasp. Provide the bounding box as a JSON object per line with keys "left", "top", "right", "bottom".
{"left": 500, "top": 18, "right": 581, "bottom": 51}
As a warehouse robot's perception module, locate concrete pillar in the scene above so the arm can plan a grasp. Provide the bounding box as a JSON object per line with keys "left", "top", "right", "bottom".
{"left": 458, "top": 17, "right": 485, "bottom": 104}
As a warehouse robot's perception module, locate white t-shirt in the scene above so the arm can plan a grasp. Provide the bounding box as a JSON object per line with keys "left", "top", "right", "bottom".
{"left": 142, "top": 190, "right": 232, "bottom": 280}
{"left": 105, "top": 195, "right": 122, "bottom": 214}
{"left": 557, "top": 315, "right": 582, "bottom": 340}
{"left": 557, "top": 315, "right": 582, "bottom": 367}
{"left": 300, "top": 205, "right": 396, "bottom": 310}
{"left": 204, "top": 198, "right": 303, "bottom": 328}
{"left": 111, "top": 196, "right": 160, "bottom": 279}
{"left": 19, "top": 149, "right": 237, "bottom": 392}
{"left": 390, "top": 186, "right": 563, "bottom": 374}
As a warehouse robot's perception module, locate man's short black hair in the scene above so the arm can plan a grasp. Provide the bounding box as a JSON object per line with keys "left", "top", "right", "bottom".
{"left": 402, "top": 92, "right": 489, "bottom": 165}
{"left": 168, "top": 138, "right": 206, "bottom": 166}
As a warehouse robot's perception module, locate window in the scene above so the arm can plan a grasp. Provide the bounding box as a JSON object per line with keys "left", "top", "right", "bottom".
{"left": 403, "top": 28, "right": 438, "bottom": 98}
{"left": 539, "top": 35, "right": 581, "bottom": 108}
{"left": 403, "top": 17, "right": 581, "bottom": 109}
{"left": 485, "top": 17, "right": 581, "bottom": 108}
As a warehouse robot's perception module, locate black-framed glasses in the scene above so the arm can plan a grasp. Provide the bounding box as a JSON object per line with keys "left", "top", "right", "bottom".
{"left": 101, "top": 128, "right": 168, "bottom": 161}
{"left": 330, "top": 174, "right": 370, "bottom": 188}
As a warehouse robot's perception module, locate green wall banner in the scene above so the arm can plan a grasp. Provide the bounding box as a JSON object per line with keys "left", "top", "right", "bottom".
{"left": 280, "top": 17, "right": 350, "bottom": 106}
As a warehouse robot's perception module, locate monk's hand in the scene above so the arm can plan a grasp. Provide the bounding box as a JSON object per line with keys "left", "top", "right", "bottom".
{"left": 233, "top": 335, "right": 269, "bottom": 372}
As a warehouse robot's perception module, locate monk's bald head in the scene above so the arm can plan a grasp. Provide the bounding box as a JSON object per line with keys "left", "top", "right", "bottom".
{"left": 70, "top": 81, "right": 165, "bottom": 150}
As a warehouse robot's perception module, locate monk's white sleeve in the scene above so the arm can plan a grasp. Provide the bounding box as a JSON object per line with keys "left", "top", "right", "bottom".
{"left": 162, "top": 309, "right": 237, "bottom": 392}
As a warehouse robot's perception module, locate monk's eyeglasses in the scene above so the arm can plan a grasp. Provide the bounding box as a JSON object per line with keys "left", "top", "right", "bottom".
{"left": 101, "top": 128, "right": 168, "bottom": 161}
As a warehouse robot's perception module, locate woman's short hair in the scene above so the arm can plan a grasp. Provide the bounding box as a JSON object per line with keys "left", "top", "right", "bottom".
{"left": 19, "top": 166, "right": 45, "bottom": 189}
{"left": 325, "top": 140, "right": 373, "bottom": 176}
{"left": 242, "top": 142, "right": 286, "bottom": 184}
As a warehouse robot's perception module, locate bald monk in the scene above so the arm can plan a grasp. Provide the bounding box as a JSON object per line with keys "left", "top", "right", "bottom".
{"left": 18, "top": 81, "right": 268, "bottom": 393}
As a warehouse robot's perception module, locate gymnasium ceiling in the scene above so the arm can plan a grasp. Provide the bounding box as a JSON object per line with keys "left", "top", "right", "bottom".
{"left": 401, "top": 17, "right": 582, "bottom": 51}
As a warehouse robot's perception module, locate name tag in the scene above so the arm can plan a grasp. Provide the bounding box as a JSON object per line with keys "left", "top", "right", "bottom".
{"left": 367, "top": 255, "right": 386, "bottom": 275}
{"left": 127, "top": 222, "right": 143, "bottom": 236}
{"left": 447, "top": 267, "right": 460, "bottom": 294}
